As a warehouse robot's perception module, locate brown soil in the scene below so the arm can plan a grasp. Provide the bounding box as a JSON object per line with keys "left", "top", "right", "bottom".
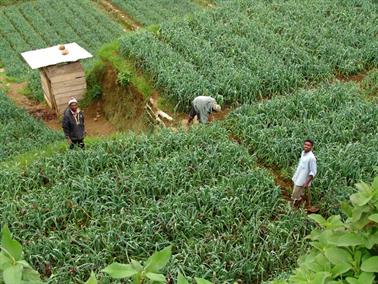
{"left": 212, "top": 106, "right": 232, "bottom": 121}
{"left": 97, "top": 0, "right": 141, "bottom": 30}
{"left": 257, "top": 161, "right": 320, "bottom": 212}
{"left": 2, "top": 77, "right": 116, "bottom": 137}
{"left": 100, "top": 66, "right": 148, "bottom": 133}
{"left": 256, "top": 161, "right": 292, "bottom": 201}
{"left": 3, "top": 66, "right": 236, "bottom": 137}
{"left": 336, "top": 71, "right": 366, "bottom": 82}
{"left": 42, "top": 100, "right": 117, "bottom": 137}
{"left": 229, "top": 133, "right": 242, "bottom": 144}
{"left": 228, "top": 130, "right": 321, "bottom": 212}
{"left": 175, "top": 106, "right": 233, "bottom": 130}
{"left": 257, "top": 161, "right": 319, "bottom": 214}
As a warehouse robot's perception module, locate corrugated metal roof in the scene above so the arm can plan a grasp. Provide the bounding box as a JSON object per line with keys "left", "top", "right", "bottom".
{"left": 21, "top": 43, "right": 93, "bottom": 69}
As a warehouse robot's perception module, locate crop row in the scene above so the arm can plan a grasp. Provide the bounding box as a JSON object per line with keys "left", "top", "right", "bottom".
{"left": 110, "top": 0, "right": 201, "bottom": 26}
{"left": 120, "top": 0, "right": 377, "bottom": 109}
{"left": 0, "top": 126, "right": 310, "bottom": 283}
{"left": 0, "top": 0, "right": 123, "bottom": 100}
{"left": 225, "top": 82, "right": 378, "bottom": 215}
{"left": 0, "top": 91, "right": 63, "bottom": 162}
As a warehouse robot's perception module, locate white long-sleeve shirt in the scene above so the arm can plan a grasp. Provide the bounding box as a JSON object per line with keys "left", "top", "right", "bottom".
{"left": 292, "top": 151, "right": 317, "bottom": 186}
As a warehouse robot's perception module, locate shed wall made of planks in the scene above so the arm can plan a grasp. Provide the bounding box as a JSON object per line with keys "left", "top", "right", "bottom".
{"left": 40, "top": 61, "right": 87, "bottom": 114}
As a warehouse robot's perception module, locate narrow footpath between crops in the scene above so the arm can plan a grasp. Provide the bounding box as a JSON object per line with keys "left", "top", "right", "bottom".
{"left": 336, "top": 71, "right": 367, "bottom": 83}
{"left": 228, "top": 134, "right": 291, "bottom": 200}
{"left": 95, "top": 0, "right": 141, "bottom": 30}
{"left": 228, "top": 129, "right": 320, "bottom": 214}
{"left": 336, "top": 69, "right": 377, "bottom": 101}
{"left": 172, "top": 106, "right": 233, "bottom": 131}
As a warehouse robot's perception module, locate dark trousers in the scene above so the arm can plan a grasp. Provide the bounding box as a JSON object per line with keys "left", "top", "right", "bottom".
{"left": 70, "top": 139, "right": 85, "bottom": 149}
{"left": 189, "top": 105, "right": 200, "bottom": 120}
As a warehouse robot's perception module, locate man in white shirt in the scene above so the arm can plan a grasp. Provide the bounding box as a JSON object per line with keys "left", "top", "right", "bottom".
{"left": 292, "top": 139, "right": 317, "bottom": 208}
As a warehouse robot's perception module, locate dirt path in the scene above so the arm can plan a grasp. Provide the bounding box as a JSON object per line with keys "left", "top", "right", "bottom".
{"left": 336, "top": 71, "right": 367, "bottom": 83}
{"left": 1, "top": 72, "right": 116, "bottom": 137}
{"left": 44, "top": 100, "right": 117, "bottom": 137}
{"left": 259, "top": 161, "right": 319, "bottom": 213}
{"left": 256, "top": 162, "right": 292, "bottom": 201}
{"left": 228, "top": 132, "right": 319, "bottom": 213}
{"left": 172, "top": 106, "right": 233, "bottom": 131}
{"left": 95, "top": 0, "right": 141, "bottom": 30}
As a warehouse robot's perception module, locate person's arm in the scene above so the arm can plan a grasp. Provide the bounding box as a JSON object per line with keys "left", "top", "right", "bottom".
{"left": 303, "top": 176, "right": 313, "bottom": 188}
{"left": 304, "top": 157, "right": 317, "bottom": 188}
{"left": 62, "top": 113, "right": 72, "bottom": 144}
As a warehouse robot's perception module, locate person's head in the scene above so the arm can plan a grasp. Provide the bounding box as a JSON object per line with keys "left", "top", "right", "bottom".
{"left": 303, "top": 139, "right": 314, "bottom": 152}
{"left": 68, "top": 97, "right": 78, "bottom": 112}
{"left": 212, "top": 102, "right": 221, "bottom": 112}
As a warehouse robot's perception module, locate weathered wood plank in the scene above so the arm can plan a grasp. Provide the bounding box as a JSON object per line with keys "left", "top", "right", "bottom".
{"left": 49, "top": 72, "right": 85, "bottom": 83}
{"left": 54, "top": 90, "right": 84, "bottom": 105}
{"left": 51, "top": 77, "right": 86, "bottom": 89}
{"left": 53, "top": 83, "right": 86, "bottom": 95}
{"left": 45, "top": 62, "right": 83, "bottom": 77}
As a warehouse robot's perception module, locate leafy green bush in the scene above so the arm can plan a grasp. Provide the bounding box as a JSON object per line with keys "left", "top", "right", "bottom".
{"left": 271, "top": 176, "right": 378, "bottom": 284}
{"left": 0, "top": 225, "right": 43, "bottom": 284}
{"left": 116, "top": 70, "right": 132, "bottom": 87}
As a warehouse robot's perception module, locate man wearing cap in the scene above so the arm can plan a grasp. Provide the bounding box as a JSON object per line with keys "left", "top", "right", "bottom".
{"left": 187, "top": 96, "right": 221, "bottom": 125}
{"left": 62, "top": 97, "right": 85, "bottom": 149}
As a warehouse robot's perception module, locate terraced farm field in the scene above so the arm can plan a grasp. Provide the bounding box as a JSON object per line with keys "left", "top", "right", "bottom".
{"left": 0, "top": 0, "right": 123, "bottom": 77}
{"left": 0, "top": 91, "right": 62, "bottom": 162}
{"left": 226, "top": 82, "right": 378, "bottom": 215}
{"left": 0, "top": 0, "right": 377, "bottom": 283}
{"left": 0, "top": 0, "right": 123, "bottom": 99}
{"left": 110, "top": 0, "right": 201, "bottom": 25}
{"left": 120, "top": 0, "right": 377, "bottom": 109}
{"left": 1, "top": 127, "right": 310, "bottom": 283}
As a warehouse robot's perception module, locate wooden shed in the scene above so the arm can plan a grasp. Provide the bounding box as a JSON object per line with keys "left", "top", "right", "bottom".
{"left": 21, "top": 43, "right": 92, "bottom": 114}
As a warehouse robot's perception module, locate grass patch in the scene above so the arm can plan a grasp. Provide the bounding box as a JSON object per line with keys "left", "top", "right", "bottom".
{"left": 98, "top": 40, "right": 154, "bottom": 99}
{"left": 2, "top": 135, "right": 116, "bottom": 170}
